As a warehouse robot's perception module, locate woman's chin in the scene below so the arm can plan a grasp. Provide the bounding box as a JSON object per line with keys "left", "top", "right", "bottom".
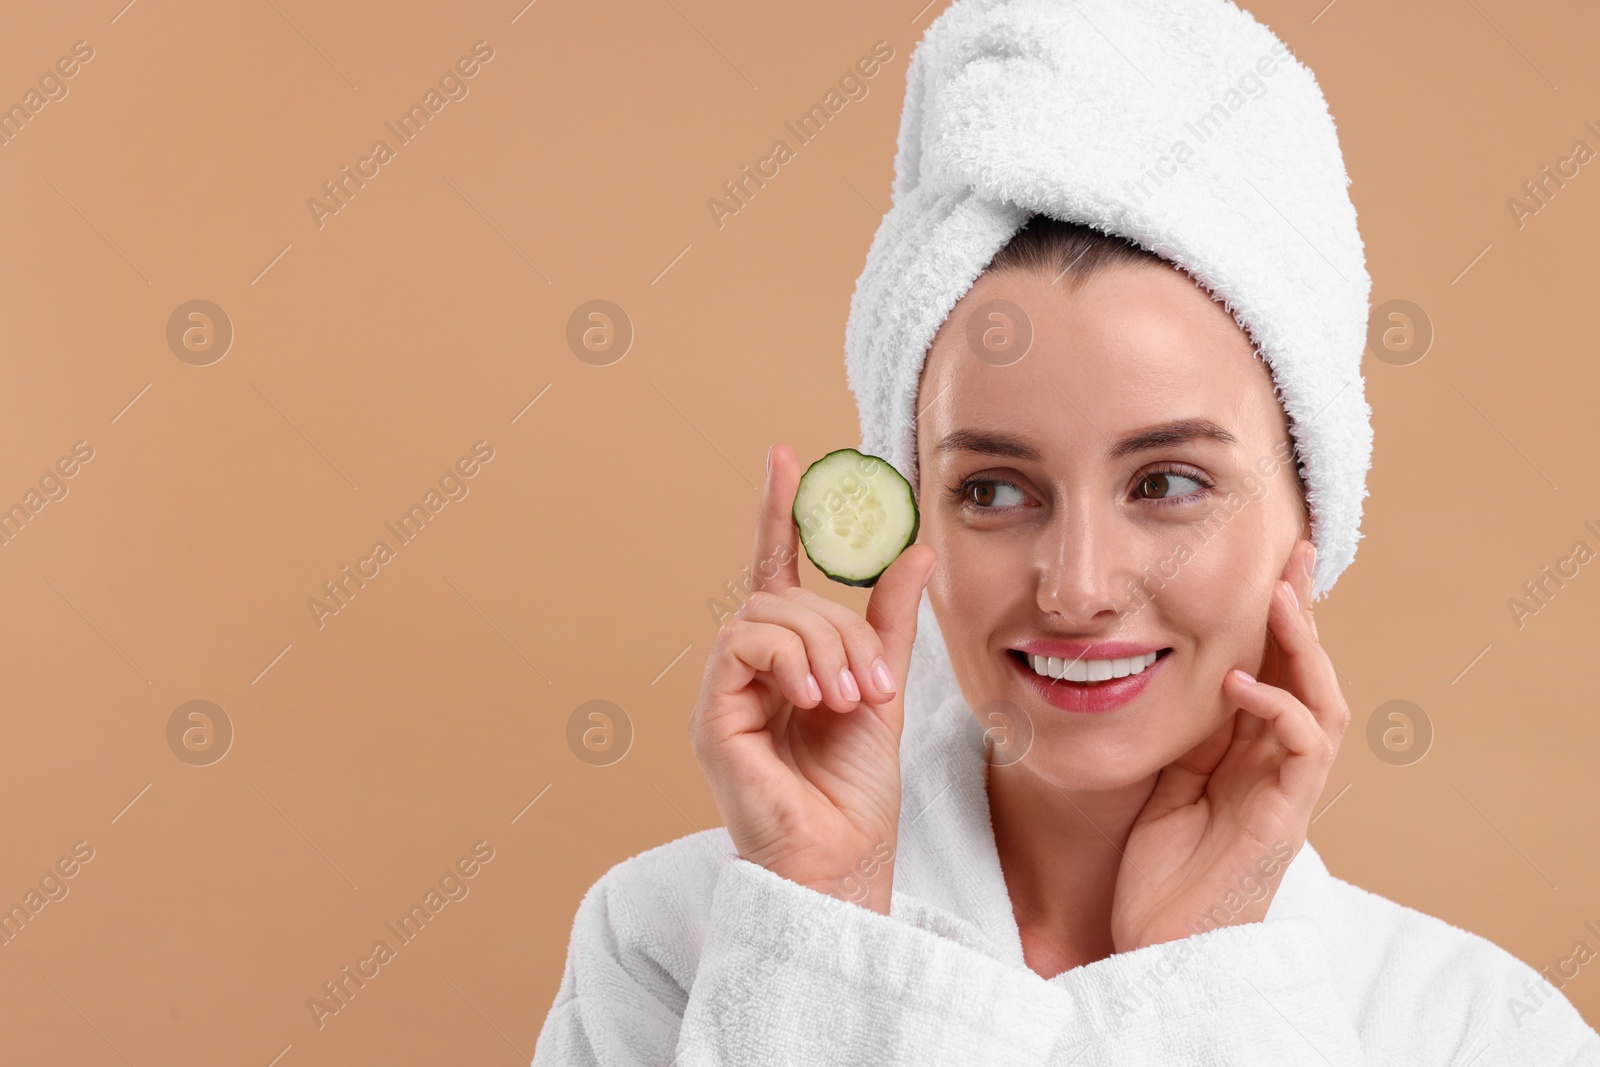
{"left": 985, "top": 735, "right": 1166, "bottom": 792}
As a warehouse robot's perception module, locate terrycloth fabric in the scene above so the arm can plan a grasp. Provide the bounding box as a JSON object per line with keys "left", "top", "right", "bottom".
{"left": 843, "top": 0, "right": 1374, "bottom": 603}
{"left": 529, "top": 595, "right": 1600, "bottom": 1064}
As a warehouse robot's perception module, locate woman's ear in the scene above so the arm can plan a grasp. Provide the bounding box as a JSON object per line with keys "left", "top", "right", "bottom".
{"left": 1279, "top": 511, "right": 1311, "bottom": 583}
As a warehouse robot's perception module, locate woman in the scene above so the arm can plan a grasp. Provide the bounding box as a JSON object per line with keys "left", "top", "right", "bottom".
{"left": 533, "top": 1, "right": 1600, "bottom": 1063}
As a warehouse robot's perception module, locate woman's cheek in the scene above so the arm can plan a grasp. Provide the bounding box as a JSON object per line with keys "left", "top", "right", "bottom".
{"left": 1172, "top": 537, "right": 1270, "bottom": 658}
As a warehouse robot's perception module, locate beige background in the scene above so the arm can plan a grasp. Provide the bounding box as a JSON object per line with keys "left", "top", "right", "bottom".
{"left": 0, "top": 0, "right": 1596, "bottom": 1062}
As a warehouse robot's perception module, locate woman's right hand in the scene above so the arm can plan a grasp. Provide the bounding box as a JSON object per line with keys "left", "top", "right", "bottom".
{"left": 689, "top": 443, "right": 936, "bottom": 915}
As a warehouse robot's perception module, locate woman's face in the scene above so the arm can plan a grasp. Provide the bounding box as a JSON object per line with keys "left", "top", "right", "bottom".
{"left": 915, "top": 262, "right": 1310, "bottom": 790}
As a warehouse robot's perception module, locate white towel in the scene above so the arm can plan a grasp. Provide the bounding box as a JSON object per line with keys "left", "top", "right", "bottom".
{"left": 844, "top": 0, "right": 1373, "bottom": 603}
{"left": 530, "top": 596, "right": 1600, "bottom": 1062}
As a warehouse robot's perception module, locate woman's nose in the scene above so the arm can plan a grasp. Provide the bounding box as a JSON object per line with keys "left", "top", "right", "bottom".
{"left": 1033, "top": 504, "right": 1140, "bottom": 626}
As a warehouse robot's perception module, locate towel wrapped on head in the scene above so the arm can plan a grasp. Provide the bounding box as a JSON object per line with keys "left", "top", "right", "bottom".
{"left": 844, "top": 0, "right": 1373, "bottom": 605}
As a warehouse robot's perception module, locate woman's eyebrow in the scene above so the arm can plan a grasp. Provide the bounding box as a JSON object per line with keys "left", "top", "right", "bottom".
{"left": 936, "top": 418, "right": 1238, "bottom": 463}
{"left": 935, "top": 429, "right": 1042, "bottom": 462}
{"left": 1105, "top": 417, "right": 1239, "bottom": 460}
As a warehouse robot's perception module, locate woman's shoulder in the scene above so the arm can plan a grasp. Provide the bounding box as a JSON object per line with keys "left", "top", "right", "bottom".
{"left": 1316, "top": 865, "right": 1547, "bottom": 985}
{"left": 561, "top": 827, "right": 735, "bottom": 991}
{"left": 1309, "top": 862, "right": 1597, "bottom": 1053}
{"left": 581, "top": 826, "right": 735, "bottom": 914}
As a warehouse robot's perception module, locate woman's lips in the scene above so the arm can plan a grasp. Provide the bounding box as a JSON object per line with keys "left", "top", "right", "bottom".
{"left": 1007, "top": 648, "right": 1172, "bottom": 714}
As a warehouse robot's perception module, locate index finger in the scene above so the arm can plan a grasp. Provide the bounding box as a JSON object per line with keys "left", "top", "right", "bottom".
{"left": 749, "top": 442, "right": 801, "bottom": 594}
{"left": 1267, "top": 578, "right": 1349, "bottom": 748}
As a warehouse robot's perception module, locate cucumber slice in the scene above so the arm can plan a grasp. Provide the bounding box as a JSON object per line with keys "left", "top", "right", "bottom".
{"left": 792, "top": 448, "right": 919, "bottom": 587}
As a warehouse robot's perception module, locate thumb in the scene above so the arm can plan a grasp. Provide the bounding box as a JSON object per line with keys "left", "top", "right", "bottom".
{"left": 863, "top": 544, "right": 935, "bottom": 692}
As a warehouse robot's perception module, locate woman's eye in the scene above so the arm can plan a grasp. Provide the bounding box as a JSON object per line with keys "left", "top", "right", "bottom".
{"left": 1137, "top": 470, "right": 1206, "bottom": 501}
{"left": 965, "top": 479, "right": 1025, "bottom": 509}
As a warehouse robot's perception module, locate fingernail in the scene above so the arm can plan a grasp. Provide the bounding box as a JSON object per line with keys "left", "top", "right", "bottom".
{"left": 1282, "top": 579, "right": 1298, "bottom": 611}
{"left": 766, "top": 446, "right": 773, "bottom": 477}
{"left": 805, "top": 672, "right": 821, "bottom": 702}
{"left": 922, "top": 562, "right": 935, "bottom": 589}
{"left": 839, "top": 667, "right": 860, "bottom": 702}
{"left": 1303, "top": 543, "right": 1316, "bottom": 579}
{"left": 871, "top": 657, "right": 896, "bottom": 694}
{"left": 1231, "top": 669, "right": 1257, "bottom": 686}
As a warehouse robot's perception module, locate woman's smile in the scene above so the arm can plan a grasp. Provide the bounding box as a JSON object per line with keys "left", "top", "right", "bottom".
{"left": 1006, "top": 645, "right": 1175, "bottom": 713}
{"left": 1009, "top": 639, "right": 1169, "bottom": 680}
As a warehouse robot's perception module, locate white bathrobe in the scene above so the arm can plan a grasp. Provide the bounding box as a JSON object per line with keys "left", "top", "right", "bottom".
{"left": 531, "top": 596, "right": 1600, "bottom": 1064}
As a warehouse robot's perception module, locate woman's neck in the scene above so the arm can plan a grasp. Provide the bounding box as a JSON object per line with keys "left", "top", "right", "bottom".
{"left": 985, "top": 761, "right": 1158, "bottom": 979}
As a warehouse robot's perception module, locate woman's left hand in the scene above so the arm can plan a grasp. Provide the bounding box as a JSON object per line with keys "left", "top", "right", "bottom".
{"left": 1109, "top": 538, "right": 1351, "bottom": 954}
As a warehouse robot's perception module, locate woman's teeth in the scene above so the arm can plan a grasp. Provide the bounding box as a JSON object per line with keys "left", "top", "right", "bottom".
{"left": 1027, "top": 650, "right": 1160, "bottom": 684}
